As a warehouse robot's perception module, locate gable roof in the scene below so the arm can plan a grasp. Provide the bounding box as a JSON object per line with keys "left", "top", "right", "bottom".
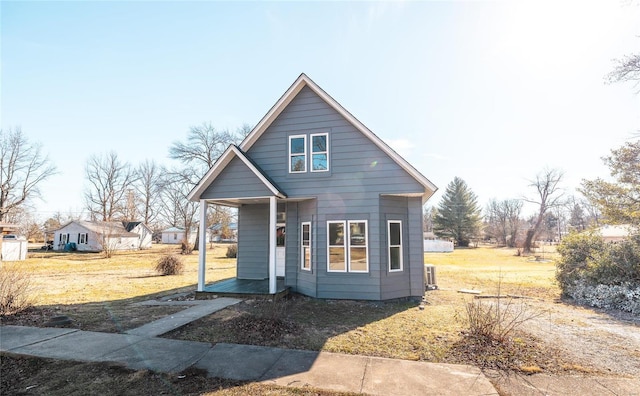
{"left": 188, "top": 145, "right": 287, "bottom": 202}
{"left": 239, "top": 73, "right": 437, "bottom": 199}
{"left": 56, "top": 221, "right": 139, "bottom": 237}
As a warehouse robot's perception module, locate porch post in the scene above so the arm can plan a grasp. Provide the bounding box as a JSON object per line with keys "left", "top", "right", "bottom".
{"left": 197, "top": 199, "right": 207, "bottom": 292}
{"left": 269, "top": 195, "right": 277, "bottom": 294}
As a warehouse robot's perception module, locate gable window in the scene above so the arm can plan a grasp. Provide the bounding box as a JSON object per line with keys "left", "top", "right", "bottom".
{"left": 301, "top": 222, "right": 311, "bottom": 271}
{"left": 327, "top": 220, "right": 368, "bottom": 273}
{"left": 289, "top": 135, "right": 307, "bottom": 173}
{"left": 388, "top": 221, "right": 403, "bottom": 272}
{"left": 310, "top": 133, "right": 328, "bottom": 172}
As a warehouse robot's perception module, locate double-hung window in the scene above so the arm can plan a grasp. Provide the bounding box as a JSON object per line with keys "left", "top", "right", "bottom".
{"left": 327, "top": 220, "right": 368, "bottom": 272}
{"left": 78, "top": 233, "right": 88, "bottom": 244}
{"left": 310, "top": 133, "right": 328, "bottom": 172}
{"left": 327, "top": 221, "right": 346, "bottom": 272}
{"left": 289, "top": 135, "right": 307, "bottom": 173}
{"left": 301, "top": 222, "right": 311, "bottom": 271}
{"left": 388, "top": 221, "right": 403, "bottom": 272}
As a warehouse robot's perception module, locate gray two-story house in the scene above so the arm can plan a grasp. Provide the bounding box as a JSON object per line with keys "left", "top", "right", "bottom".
{"left": 188, "top": 73, "right": 437, "bottom": 300}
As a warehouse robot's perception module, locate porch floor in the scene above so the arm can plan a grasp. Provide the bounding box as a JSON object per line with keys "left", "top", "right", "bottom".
{"left": 196, "top": 278, "right": 289, "bottom": 300}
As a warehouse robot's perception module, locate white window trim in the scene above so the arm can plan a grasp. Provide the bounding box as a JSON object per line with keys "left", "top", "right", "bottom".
{"left": 388, "top": 220, "right": 403, "bottom": 272}
{"left": 310, "top": 133, "right": 329, "bottom": 172}
{"left": 327, "top": 221, "right": 347, "bottom": 273}
{"left": 289, "top": 134, "right": 307, "bottom": 173}
{"left": 301, "top": 221, "right": 312, "bottom": 271}
{"left": 348, "top": 220, "right": 369, "bottom": 273}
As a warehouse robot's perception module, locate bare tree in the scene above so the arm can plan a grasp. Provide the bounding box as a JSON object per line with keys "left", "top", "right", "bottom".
{"left": 485, "top": 199, "right": 523, "bottom": 247}
{"left": 84, "top": 152, "right": 137, "bottom": 221}
{"left": 132, "top": 159, "right": 164, "bottom": 225}
{"left": 168, "top": 122, "right": 246, "bottom": 250}
{"left": 607, "top": 53, "right": 640, "bottom": 91}
{"left": 522, "top": 168, "right": 565, "bottom": 253}
{"left": 157, "top": 168, "right": 199, "bottom": 251}
{"left": 0, "top": 127, "right": 57, "bottom": 222}
{"left": 169, "top": 122, "right": 237, "bottom": 171}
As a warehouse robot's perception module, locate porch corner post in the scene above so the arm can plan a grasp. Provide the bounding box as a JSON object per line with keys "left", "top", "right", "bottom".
{"left": 269, "top": 195, "right": 277, "bottom": 294}
{"left": 197, "top": 199, "right": 207, "bottom": 292}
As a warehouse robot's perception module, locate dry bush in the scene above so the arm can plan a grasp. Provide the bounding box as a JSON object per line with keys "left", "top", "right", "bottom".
{"left": 154, "top": 254, "right": 184, "bottom": 276}
{"left": 226, "top": 244, "right": 237, "bottom": 258}
{"left": 0, "top": 264, "right": 36, "bottom": 316}
{"left": 180, "top": 239, "right": 193, "bottom": 255}
{"left": 464, "top": 278, "right": 543, "bottom": 343}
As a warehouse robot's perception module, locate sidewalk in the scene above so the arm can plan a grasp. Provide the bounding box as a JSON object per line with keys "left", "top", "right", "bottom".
{"left": 2, "top": 297, "right": 639, "bottom": 396}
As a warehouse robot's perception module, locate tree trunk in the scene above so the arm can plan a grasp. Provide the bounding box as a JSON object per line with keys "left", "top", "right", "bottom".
{"left": 192, "top": 227, "right": 199, "bottom": 251}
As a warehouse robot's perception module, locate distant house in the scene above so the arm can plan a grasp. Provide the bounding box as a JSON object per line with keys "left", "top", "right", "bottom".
{"left": 123, "top": 222, "right": 153, "bottom": 249}
{"left": 596, "top": 224, "right": 635, "bottom": 243}
{"left": 209, "top": 222, "right": 238, "bottom": 242}
{"left": 161, "top": 227, "right": 197, "bottom": 244}
{"left": 53, "top": 221, "right": 151, "bottom": 252}
{"left": 188, "top": 73, "right": 437, "bottom": 300}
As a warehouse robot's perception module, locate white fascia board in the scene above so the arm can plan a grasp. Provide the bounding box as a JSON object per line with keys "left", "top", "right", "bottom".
{"left": 187, "top": 145, "right": 236, "bottom": 202}
{"left": 240, "top": 73, "right": 437, "bottom": 197}
{"left": 231, "top": 146, "right": 285, "bottom": 198}
{"left": 187, "top": 145, "right": 285, "bottom": 202}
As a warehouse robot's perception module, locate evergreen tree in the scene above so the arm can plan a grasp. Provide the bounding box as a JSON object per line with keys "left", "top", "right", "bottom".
{"left": 433, "top": 177, "right": 482, "bottom": 247}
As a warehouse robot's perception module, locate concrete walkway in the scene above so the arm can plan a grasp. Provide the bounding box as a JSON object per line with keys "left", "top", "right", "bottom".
{"left": 2, "top": 297, "right": 639, "bottom": 395}
{"left": 0, "top": 325, "right": 497, "bottom": 395}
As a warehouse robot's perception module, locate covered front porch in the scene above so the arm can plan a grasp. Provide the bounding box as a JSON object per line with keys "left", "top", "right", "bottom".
{"left": 196, "top": 278, "right": 289, "bottom": 300}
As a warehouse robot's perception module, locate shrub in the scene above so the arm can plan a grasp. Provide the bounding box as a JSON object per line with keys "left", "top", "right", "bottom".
{"left": 155, "top": 254, "right": 184, "bottom": 276}
{"left": 556, "top": 232, "right": 640, "bottom": 315}
{"left": 464, "top": 276, "right": 542, "bottom": 343}
{"left": 226, "top": 244, "right": 237, "bottom": 258}
{"left": 465, "top": 297, "right": 540, "bottom": 343}
{"left": 555, "top": 231, "right": 605, "bottom": 292}
{"left": 0, "top": 264, "right": 35, "bottom": 316}
{"left": 180, "top": 239, "right": 193, "bottom": 255}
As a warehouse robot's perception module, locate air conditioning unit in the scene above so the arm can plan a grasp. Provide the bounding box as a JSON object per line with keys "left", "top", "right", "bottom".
{"left": 424, "top": 264, "right": 437, "bottom": 290}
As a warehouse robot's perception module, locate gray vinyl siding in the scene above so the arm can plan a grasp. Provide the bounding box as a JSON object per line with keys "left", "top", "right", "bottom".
{"left": 407, "top": 197, "right": 425, "bottom": 297}
{"left": 241, "top": 85, "right": 426, "bottom": 300}
{"left": 237, "top": 204, "right": 269, "bottom": 279}
{"left": 379, "top": 196, "right": 410, "bottom": 300}
{"left": 200, "top": 156, "right": 273, "bottom": 199}
{"left": 379, "top": 196, "right": 424, "bottom": 300}
{"left": 288, "top": 200, "right": 318, "bottom": 297}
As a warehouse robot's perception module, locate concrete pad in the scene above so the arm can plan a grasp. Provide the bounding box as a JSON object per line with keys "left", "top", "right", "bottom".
{"left": 125, "top": 297, "right": 241, "bottom": 337}
{"left": 0, "top": 325, "right": 78, "bottom": 351}
{"left": 102, "top": 337, "right": 212, "bottom": 373}
{"left": 10, "top": 330, "right": 144, "bottom": 362}
{"left": 261, "top": 350, "right": 369, "bottom": 394}
{"left": 362, "top": 357, "right": 498, "bottom": 396}
{"left": 259, "top": 348, "right": 318, "bottom": 380}
{"left": 196, "top": 343, "right": 285, "bottom": 381}
{"left": 595, "top": 377, "right": 640, "bottom": 395}
{"left": 495, "top": 374, "right": 622, "bottom": 396}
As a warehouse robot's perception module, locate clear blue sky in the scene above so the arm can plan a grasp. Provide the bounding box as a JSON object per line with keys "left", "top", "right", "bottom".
{"left": 2, "top": 1, "right": 639, "bottom": 221}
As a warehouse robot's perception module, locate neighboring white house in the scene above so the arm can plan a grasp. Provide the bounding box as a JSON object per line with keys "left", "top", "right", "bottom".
{"left": 53, "top": 221, "right": 151, "bottom": 252}
{"left": 596, "top": 224, "right": 635, "bottom": 243}
{"left": 123, "top": 221, "right": 153, "bottom": 249}
{"left": 161, "top": 227, "right": 197, "bottom": 244}
{"left": 209, "top": 222, "right": 238, "bottom": 242}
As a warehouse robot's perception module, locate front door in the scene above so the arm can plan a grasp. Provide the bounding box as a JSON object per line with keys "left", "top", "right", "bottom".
{"left": 276, "top": 224, "right": 285, "bottom": 277}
